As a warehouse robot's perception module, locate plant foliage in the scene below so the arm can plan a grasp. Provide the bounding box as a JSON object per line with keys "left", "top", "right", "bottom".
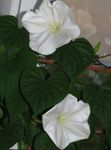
{"left": 0, "top": 15, "right": 111, "bottom": 150}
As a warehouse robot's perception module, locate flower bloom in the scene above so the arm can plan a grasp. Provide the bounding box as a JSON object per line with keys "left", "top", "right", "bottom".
{"left": 42, "top": 94, "right": 90, "bottom": 149}
{"left": 22, "top": 0, "right": 80, "bottom": 55}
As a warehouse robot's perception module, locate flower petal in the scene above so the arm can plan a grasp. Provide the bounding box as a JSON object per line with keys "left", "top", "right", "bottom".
{"left": 60, "top": 94, "right": 90, "bottom": 122}
{"left": 22, "top": 11, "right": 48, "bottom": 34}
{"left": 30, "top": 32, "right": 56, "bottom": 55}
{"left": 62, "top": 121, "right": 90, "bottom": 145}
{"left": 30, "top": 29, "right": 78, "bottom": 55}
{"left": 62, "top": 23, "right": 80, "bottom": 40}
{"left": 52, "top": 0, "right": 80, "bottom": 39}
{"left": 52, "top": 0, "right": 71, "bottom": 22}
{"left": 37, "top": 0, "right": 54, "bottom": 21}
{"left": 42, "top": 94, "right": 90, "bottom": 149}
{"left": 49, "top": 32, "right": 72, "bottom": 50}
{"left": 43, "top": 121, "right": 64, "bottom": 149}
{"left": 22, "top": 0, "right": 80, "bottom": 55}
{"left": 69, "top": 101, "right": 90, "bottom": 122}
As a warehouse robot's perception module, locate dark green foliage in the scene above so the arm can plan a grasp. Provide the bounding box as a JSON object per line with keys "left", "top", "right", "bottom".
{"left": 0, "top": 118, "right": 24, "bottom": 150}
{"left": 20, "top": 68, "right": 69, "bottom": 115}
{"left": 34, "top": 132, "right": 76, "bottom": 150}
{"left": 34, "top": 133, "right": 59, "bottom": 150}
{"left": 84, "top": 82, "right": 111, "bottom": 129}
{"left": 0, "top": 49, "right": 37, "bottom": 121}
{"left": 52, "top": 38, "right": 95, "bottom": 80}
{"left": 0, "top": 14, "right": 111, "bottom": 150}
{"left": 0, "top": 108, "right": 3, "bottom": 118}
{"left": 0, "top": 44, "right": 7, "bottom": 66}
{"left": 0, "top": 16, "right": 29, "bottom": 59}
{"left": 24, "top": 123, "right": 41, "bottom": 147}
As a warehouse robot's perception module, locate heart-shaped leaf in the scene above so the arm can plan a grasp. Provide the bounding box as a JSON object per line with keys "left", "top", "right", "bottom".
{"left": 52, "top": 38, "right": 95, "bottom": 80}
{"left": 0, "top": 49, "right": 37, "bottom": 121}
{"left": 84, "top": 83, "right": 111, "bottom": 128}
{"left": 0, "top": 15, "right": 29, "bottom": 59}
{"left": 20, "top": 68, "right": 69, "bottom": 115}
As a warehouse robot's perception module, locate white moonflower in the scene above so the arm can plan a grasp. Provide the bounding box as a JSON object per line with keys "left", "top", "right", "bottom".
{"left": 42, "top": 94, "right": 90, "bottom": 150}
{"left": 22, "top": 0, "right": 80, "bottom": 55}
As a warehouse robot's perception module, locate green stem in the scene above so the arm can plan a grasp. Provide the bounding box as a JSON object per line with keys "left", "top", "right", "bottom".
{"left": 32, "top": 116, "right": 42, "bottom": 125}
{"left": 18, "top": 140, "right": 27, "bottom": 150}
{"left": 0, "top": 102, "right": 7, "bottom": 110}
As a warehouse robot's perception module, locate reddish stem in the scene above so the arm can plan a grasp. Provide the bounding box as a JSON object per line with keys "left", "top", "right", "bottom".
{"left": 38, "top": 58, "right": 55, "bottom": 64}
{"left": 28, "top": 145, "right": 31, "bottom": 150}
{"left": 88, "top": 65, "right": 111, "bottom": 73}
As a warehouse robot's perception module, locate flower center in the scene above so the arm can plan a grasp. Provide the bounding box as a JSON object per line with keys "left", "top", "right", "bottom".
{"left": 49, "top": 20, "right": 61, "bottom": 33}
{"left": 57, "top": 112, "right": 67, "bottom": 124}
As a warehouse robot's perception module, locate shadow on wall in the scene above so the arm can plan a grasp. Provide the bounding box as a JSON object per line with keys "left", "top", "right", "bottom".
{"left": 18, "top": 0, "right": 43, "bottom": 27}
{"left": 34, "top": 0, "right": 43, "bottom": 9}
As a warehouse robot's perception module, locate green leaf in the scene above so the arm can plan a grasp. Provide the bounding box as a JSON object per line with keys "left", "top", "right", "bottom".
{"left": 88, "top": 114, "right": 99, "bottom": 138}
{"left": 0, "top": 118, "right": 24, "bottom": 150}
{"left": 69, "top": 70, "right": 91, "bottom": 99}
{"left": 0, "top": 44, "right": 7, "bottom": 66}
{"left": 34, "top": 133, "right": 59, "bottom": 150}
{"left": 65, "top": 143, "right": 76, "bottom": 150}
{"left": 94, "top": 41, "right": 101, "bottom": 53}
{"left": 24, "top": 124, "right": 41, "bottom": 146}
{"left": 76, "top": 133, "right": 108, "bottom": 150}
{"left": 0, "top": 108, "right": 3, "bottom": 118}
{"left": 106, "top": 122, "right": 111, "bottom": 149}
{"left": 0, "top": 63, "right": 10, "bottom": 100}
{"left": 52, "top": 38, "right": 95, "bottom": 80}
{"left": 0, "top": 49, "right": 37, "bottom": 121}
{"left": 84, "top": 83, "right": 111, "bottom": 128}
{"left": 20, "top": 67, "right": 69, "bottom": 115}
{"left": 0, "top": 15, "right": 29, "bottom": 59}
{"left": 18, "top": 140, "right": 27, "bottom": 150}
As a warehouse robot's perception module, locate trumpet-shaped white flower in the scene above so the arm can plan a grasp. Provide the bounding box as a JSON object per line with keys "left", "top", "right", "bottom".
{"left": 42, "top": 94, "right": 90, "bottom": 150}
{"left": 22, "top": 0, "right": 80, "bottom": 55}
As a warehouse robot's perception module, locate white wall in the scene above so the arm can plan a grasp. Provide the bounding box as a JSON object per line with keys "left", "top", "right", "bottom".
{"left": 10, "top": 0, "right": 21, "bottom": 16}
{"left": 20, "top": 0, "right": 38, "bottom": 13}
{"left": 0, "top": 0, "right": 11, "bottom": 15}
{"left": 0, "top": 0, "right": 39, "bottom": 16}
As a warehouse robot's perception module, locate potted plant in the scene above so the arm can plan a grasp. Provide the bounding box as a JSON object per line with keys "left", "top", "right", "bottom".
{"left": 0, "top": 0, "right": 111, "bottom": 150}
